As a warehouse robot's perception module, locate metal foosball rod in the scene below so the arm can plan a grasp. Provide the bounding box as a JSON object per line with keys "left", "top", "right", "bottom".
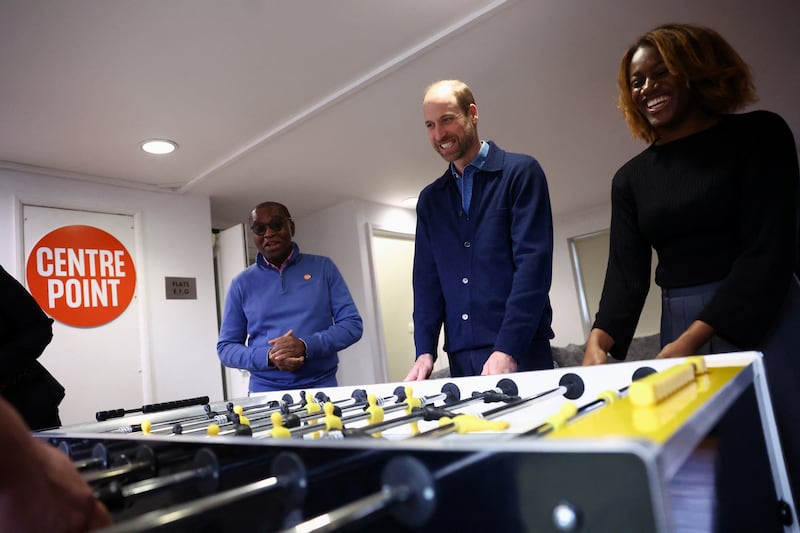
{"left": 339, "top": 380, "right": 514, "bottom": 438}
{"left": 166, "top": 410, "right": 247, "bottom": 436}
{"left": 167, "top": 396, "right": 308, "bottom": 437}
{"left": 93, "top": 440, "right": 425, "bottom": 532}
{"left": 518, "top": 361, "right": 706, "bottom": 438}
{"left": 93, "top": 452, "right": 308, "bottom": 533}
{"left": 239, "top": 393, "right": 336, "bottom": 431}
{"left": 202, "top": 386, "right": 411, "bottom": 440}
{"left": 263, "top": 374, "right": 574, "bottom": 442}
{"left": 208, "top": 383, "right": 453, "bottom": 440}
{"left": 412, "top": 373, "right": 586, "bottom": 439}
{"left": 277, "top": 366, "right": 670, "bottom": 532}
{"left": 407, "top": 365, "right": 655, "bottom": 441}
{"left": 202, "top": 394, "right": 355, "bottom": 439}
{"left": 287, "top": 382, "right": 464, "bottom": 440}
{"left": 121, "top": 392, "right": 304, "bottom": 437}
{"left": 217, "top": 379, "right": 491, "bottom": 442}
{"left": 95, "top": 396, "right": 211, "bottom": 421}
{"left": 266, "top": 375, "right": 552, "bottom": 441}
{"left": 81, "top": 444, "right": 193, "bottom": 485}
{"left": 101, "top": 440, "right": 463, "bottom": 532}
{"left": 110, "top": 402, "right": 239, "bottom": 435}
{"left": 233, "top": 384, "right": 456, "bottom": 440}
{"left": 267, "top": 386, "right": 410, "bottom": 427}
{"left": 200, "top": 389, "right": 368, "bottom": 438}
{"left": 217, "top": 392, "right": 309, "bottom": 425}
{"left": 71, "top": 441, "right": 144, "bottom": 472}
{"left": 204, "top": 391, "right": 344, "bottom": 437}
{"left": 55, "top": 438, "right": 95, "bottom": 459}
{"left": 232, "top": 388, "right": 358, "bottom": 425}
{"left": 311, "top": 388, "right": 368, "bottom": 410}
{"left": 92, "top": 447, "right": 220, "bottom": 511}
{"left": 283, "top": 445, "right": 514, "bottom": 533}
{"left": 289, "top": 401, "right": 346, "bottom": 439}
{"left": 520, "top": 386, "right": 630, "bottom": 438}
{"left": 287, "top": 382, "right": 462, "bottom": 440}
{"left": 204, "top": 396, "right": 319, "bottom": 439}
{"left": 241, "top": 393, "right": 386, "bottom": 439}
{"left": 212, "top": 382, "right": 487, "bottom": 442}
{"left": 280, "top": 455, "right": 436, "bottom": 533}
{"left": 91, "top": 446, "right": 290, "bottom": 512}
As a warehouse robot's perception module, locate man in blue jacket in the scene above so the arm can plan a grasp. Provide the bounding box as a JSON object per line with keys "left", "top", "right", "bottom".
{"left": 217, "top": 202, "right": 363, "bottom": 392}
{"left": 405, "top": 80, "right": 554, "bottom": 380}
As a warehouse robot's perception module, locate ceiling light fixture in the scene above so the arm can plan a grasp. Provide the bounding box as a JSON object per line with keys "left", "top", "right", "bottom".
{"left": 401, "top": 197, "right": 418, "bottom": 208}
{"left": 140, "top": 139, "right": 178, "bottom": 155}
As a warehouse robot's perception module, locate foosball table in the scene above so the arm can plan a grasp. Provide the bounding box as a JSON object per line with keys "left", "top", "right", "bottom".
{"left": 39, "top": 352, "right": 798, "bottom": 532}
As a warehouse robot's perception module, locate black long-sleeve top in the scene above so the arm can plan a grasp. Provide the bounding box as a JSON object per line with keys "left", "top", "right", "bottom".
{"left": 594, "top": 110, "right": 799, "bottom": 358}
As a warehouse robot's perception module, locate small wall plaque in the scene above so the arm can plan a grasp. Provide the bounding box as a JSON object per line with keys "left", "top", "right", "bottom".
{"left": 165, "top": 277, "right": 197, "bottom": 300}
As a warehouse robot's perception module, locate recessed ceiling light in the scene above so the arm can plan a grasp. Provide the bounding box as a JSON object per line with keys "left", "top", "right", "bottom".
{"left": 401, "top": 197, "right": 418, "bottom": 208}
{"left": 140, "top": 139, "right": 178, "bottom": 155}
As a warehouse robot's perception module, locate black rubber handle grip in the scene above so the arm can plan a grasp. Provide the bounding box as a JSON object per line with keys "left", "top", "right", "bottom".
{"left": 95, "top": 408, "right": 127, "bottom": 421}
{"left": 95, "top": 396, "right": 210, "bottom": 421}
{"left": 141, "top": 396, "right": 210, "bottom": 414}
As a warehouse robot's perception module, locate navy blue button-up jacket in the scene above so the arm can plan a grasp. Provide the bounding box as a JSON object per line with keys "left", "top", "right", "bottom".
{"left": 412, "top": 141, "right": 554, "bottom": 366}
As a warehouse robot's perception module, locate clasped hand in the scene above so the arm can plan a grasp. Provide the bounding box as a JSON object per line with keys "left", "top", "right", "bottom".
{"left": 268, "top": 329, "right": 306, "bottom": 372}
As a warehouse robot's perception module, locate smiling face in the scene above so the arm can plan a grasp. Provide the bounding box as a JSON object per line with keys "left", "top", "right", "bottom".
{"left": 628, "top": 45, "right": 709, "bottom": 144}
{"left": 251, "top": 204, "right": 295, "bottom": 267}
{"left": 423, "top": 83, "right": 479, "bottom": 174}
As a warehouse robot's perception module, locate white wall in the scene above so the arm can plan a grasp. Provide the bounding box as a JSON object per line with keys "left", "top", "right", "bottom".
{"left": 371, "top": 233, "right": 416, "bottom": 382}
{"left": 296, "top": 199, "right": 416, "bottom": 386}
{"left": 0, "top": 168, "right": 223, "bottom": 420}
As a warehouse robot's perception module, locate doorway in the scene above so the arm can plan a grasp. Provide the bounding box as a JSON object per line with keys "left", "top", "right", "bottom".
{"left": 22, "top": 204, "right": 144, "bottom": 425}
{"left": 368, "top": 227, "right": 448, "bottom": 381}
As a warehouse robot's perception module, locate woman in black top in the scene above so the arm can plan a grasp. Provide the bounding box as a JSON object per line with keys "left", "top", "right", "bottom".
{"left": 583, "top": 23, "right": 800, "bottom": 531}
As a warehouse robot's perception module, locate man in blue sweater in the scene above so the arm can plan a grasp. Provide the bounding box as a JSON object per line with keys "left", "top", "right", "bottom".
{"left": 217, "top": 202, "right": 363, "bottom": 392}
{"left": 405, "top": 80, "right": 554, "bottom": 380}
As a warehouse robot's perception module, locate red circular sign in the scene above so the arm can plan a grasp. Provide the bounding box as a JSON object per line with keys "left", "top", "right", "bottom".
{"left": 26, "top": 225, "right": 137, "bottom": 327}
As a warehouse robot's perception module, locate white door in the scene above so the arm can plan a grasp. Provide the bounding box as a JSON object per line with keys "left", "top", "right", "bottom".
{"left": 370, "top": 229, "right": 448, "bottom": 381}
{"left": 22, "top": 205, "right": 144, "bottom": 425}
{"left": 215, "top": 224, "right": 250, "bottom": 399}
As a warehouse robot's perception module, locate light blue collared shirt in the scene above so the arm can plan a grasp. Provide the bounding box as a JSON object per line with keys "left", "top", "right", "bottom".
{"left": 451, "top": 140, "right": 489, "bottom": 214}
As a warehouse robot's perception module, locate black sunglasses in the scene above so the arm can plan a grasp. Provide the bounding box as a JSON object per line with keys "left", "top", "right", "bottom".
{"left": 251, "top": 218, "right": 291, "bottom": 236}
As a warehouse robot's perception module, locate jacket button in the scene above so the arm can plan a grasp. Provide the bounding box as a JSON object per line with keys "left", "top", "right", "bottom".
{"left": 463, "top": 241, "right": 471, "bottom": 248}
{"left": 461, "top": 313, "right": 469, "bottom": 320}
{"left": 462, "top": 277, "right": 469, "bottom": 284}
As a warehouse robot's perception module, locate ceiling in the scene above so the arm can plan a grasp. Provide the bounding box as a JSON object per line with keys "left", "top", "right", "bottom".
{"left": 1, "top": 0, "right": 798, "bottom": 230}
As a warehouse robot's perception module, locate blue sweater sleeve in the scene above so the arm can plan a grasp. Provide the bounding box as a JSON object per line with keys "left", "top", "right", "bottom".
{"left": 216, "top": 278, "right": 269, "bottom": 371}
{"left": 302, "top": 259, "right": 363, "bottom": 358}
